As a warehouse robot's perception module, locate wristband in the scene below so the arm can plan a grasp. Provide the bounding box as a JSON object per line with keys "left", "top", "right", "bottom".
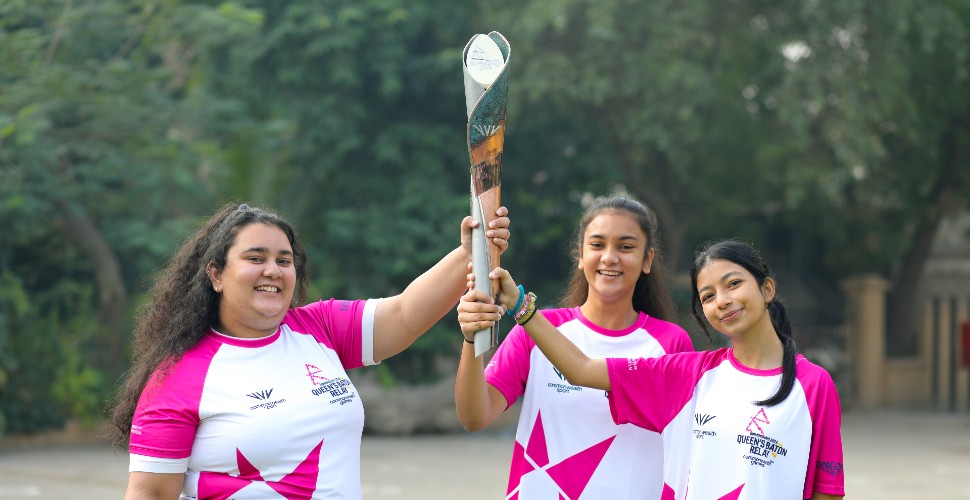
{"left": 463, "top": 335, "right": 474, "bottom": 344}
{"left": 506, "top": 284, "right": 526, "bottom": 317}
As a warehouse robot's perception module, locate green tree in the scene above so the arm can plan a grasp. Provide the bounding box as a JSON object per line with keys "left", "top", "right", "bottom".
{"left": 483, "top": 0, "right": 969, "bottom": 354}
{"left": 0, "top": 0, "right": 255, "bottom": 432}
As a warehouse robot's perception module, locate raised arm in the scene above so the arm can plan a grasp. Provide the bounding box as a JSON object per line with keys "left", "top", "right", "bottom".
{"left": 372, "top": 207, "right": 510, "bottom": 362}
{"left": 454, "top": 288, "right": 511, "bottom": 431}
{"left": 464, "top": 267, "right": 611, "bottom": 391}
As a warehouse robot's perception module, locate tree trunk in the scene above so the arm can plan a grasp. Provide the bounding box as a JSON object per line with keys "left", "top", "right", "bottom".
{"left": 56, "top": 200, "right": 129, "bottom": 377}
{"left": 886, "top": 127, "right": 965, "bottom": 356}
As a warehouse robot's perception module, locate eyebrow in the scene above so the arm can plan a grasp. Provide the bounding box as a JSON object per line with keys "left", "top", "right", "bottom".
{"left": 241, "top": 246, "right": 293, "bottom": 255}
{"left": 697, "top": 271, "right": 744, "bottom": 292}
{"left": 587, "top": 233, "right": 641, "bottom": 242}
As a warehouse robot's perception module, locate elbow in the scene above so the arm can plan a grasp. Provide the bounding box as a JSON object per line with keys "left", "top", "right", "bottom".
{"left": 457, "top": 413, "right": 489, "bottom": 432}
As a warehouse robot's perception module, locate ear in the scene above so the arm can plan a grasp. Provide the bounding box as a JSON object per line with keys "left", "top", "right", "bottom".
{"left": 206, "top": 261, "right": 223, "bottom": 293}
{"left": 761, "top": 277, "right": 776, "bottom": 304}
{"left": 642, "top": 247, "right": 656, "bottom": 275}
{"left": 577, "top": 245, "right": 585, "bottom": 269}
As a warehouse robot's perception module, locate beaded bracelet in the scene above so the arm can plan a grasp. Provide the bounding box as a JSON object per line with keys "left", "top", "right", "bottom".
{"left": 513, "top": 291, "right": 533, "bottom": 321}
{"left": 506, "top": 285, "right": 526, "bottom": 317}
{"left": 514, "top": 292, "right": 537, "bottom": 325}
{"left": 517, "top": 305, "right": 538, "bottom": 326}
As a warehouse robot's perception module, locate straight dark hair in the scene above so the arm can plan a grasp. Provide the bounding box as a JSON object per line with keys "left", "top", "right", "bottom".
{"left": 560, "top": 195, "right": 674, "bottom": 321}
{"left": 689, "top": 239, "right": 796, "bottom": 407}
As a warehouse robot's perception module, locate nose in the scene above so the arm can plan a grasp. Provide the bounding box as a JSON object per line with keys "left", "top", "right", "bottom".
{"left": 715, "top": 291, "right": 731, "bottom": 309}
{"left": 264, "top": 261, "right": 283, "bottom": 279}
{"left": 601, "top": 247, "right": 619, "bottom": 264}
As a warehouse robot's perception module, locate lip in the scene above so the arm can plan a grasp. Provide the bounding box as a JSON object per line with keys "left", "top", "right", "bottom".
{"left": 597, "top": 270, "right": 623, "bottom": 277}
{"left": 254, "top": 285, "right": 281, "bottom": 293}
{"left": 719, "top": 309, "right": 742, "bottom": 322}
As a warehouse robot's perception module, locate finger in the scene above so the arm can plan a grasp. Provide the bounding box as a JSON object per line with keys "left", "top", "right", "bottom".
{"left": 459, "top": 288, "right": 495, "bottom": 305}
{"left": 487, "top": 227, "right": 510, "bottom": 241}
{"left": 488, "top": 215, "right": 510, "bottom": 230}
{"left": 462, "top": 215, "right": 479, "bottom": 229}
{"left": 495, "top": 206, "right": 509, "bottom": 217}
{"left": 460, "top": 320, "right": 495, "bottom": 335}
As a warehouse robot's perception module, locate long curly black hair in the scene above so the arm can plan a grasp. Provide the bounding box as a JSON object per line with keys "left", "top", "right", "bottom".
{"left": 107, "top": 203, "right": 309, "bottom": 448}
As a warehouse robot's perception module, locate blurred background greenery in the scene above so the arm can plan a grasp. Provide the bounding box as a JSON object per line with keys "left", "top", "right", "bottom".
{"left": 0, "top": 0, "right": 967, "bottom": 436}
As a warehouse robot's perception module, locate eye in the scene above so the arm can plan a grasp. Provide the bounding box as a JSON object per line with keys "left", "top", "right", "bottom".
{"left": 700, "top": 292, "right": 714, "bottom": 303}
{"left": 728, "top": 279, "right": 742, "bottom": 288}
{"left": 277, "top": 258, "right": 292, "bottom": 266}
{"left": 588, "top": 241, "right": 604, "bottom": 249}
{"left": 248, "top": 256, "right": 264, "bottom": 263}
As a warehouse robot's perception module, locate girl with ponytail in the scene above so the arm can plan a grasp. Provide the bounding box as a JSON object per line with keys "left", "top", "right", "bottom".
{"left": 454, "top": 195, "right": 693, "bottom": 499}
{"left": 458, "top": 239, "right": 845, "bottom": 500}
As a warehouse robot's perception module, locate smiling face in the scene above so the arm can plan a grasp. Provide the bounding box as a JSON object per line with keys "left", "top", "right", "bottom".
{"left": 208, "top": 223, "right": 297, "bottom": 338}
{"left": 578, "top": 211, "right": 655, "bottom": 306}
{"left": 695, "top": 258, "right": 775, "bottom": 339}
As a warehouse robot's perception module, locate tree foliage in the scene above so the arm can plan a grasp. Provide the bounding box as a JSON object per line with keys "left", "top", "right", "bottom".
{"left": 0, "top": 0, "right": 966, "bottom": 433}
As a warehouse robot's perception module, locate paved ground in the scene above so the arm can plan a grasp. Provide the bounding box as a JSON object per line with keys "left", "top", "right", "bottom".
{"left": 0, "top": 410, "right": 968, "bottom": 499}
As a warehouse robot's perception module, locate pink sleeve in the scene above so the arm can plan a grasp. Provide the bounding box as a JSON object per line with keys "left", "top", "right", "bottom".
{"left": 798, "top": 359, "right": 846, "bottom": 498}
{"left": 484, "top": 323, "right": 536, "bottom": 408}
{"left": 129, "top": 339, "right": 218, "bottom": 459}
{"left": 606, "top": 351, "right": 712, "bottom": 433}
{"left": 285, "top": 299, "right": 367, "bottom": 369}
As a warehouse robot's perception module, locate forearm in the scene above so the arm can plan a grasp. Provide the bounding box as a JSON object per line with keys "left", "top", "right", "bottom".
{"left": 373, "top": 246, "right": 470, "bottom": 361}
{"left": 454, "top": 342, "right": 500, "bottom": 431}
{"left": 522, "top": 313, "right": 610, "bottom": 390}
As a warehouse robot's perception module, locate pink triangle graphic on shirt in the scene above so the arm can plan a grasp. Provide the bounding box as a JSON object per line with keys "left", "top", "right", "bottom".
{"left": 719, "top": 484, "right": 745, "bottom": 500}
{"left": 526, "top": 411, "right": 550, "bottom": 467}
{"left": 237, "top": 448, "right": 265, "bottom": 480}
{"left": 266, "top": 440, "right": 324, "bottom": 500}
{"left": 661, "top": 483, "right": 676, "bottom": 500}
{"left": 507, "top": 440, "right": 535, "bottom": 495}
{"left": 198, "top": 439, "right": 323, "bottom": 500}
{"left": 545, "top": 435, "right": 615, "bottom": 500}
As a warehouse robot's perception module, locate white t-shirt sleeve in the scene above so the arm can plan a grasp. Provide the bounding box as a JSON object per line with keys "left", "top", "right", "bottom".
{"left": 128, "top": 454, "right": 189, "bottom": 474}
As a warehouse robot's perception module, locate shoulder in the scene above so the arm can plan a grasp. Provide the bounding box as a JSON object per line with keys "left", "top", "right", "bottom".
{"left": 641, "top": 315, "right": 693, "bottom": 351}
{"left": 794, "top": 354, "right": 838, "bottom": 391}
{"left": 537, "top": 307, "right": 579, "bottom": 328}
{"left": 284, "top": 299, "right": 370, "bottom": 328}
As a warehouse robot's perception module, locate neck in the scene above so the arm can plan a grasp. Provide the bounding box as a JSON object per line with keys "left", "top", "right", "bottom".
{"left": 731, "top": 324, "right": 784, "bottom": 369}
{"left": 580, "top": 299, "right": 639, "bottom": 331}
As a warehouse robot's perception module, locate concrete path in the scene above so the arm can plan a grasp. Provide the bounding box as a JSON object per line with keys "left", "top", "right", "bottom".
{"left": 0, "top": 410, "right": 968, "bottom": 499}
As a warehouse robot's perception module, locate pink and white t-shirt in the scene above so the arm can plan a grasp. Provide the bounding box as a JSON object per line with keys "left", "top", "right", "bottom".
{"left": 485, "top": 307, "right": 693, "bottom": 499}
{"left": 129, "top": 298, "right": 381, "bottom": 500}
{"left": 607, "top": 348, "right": 845, "bottom": 500}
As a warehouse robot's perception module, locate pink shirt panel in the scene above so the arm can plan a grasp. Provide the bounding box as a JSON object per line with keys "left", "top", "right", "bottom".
{"left": 796, "top": 357, "right": 845, "bottom": 498}
{"left": 283, "top": 298, "right": 367, "bottom": 369}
